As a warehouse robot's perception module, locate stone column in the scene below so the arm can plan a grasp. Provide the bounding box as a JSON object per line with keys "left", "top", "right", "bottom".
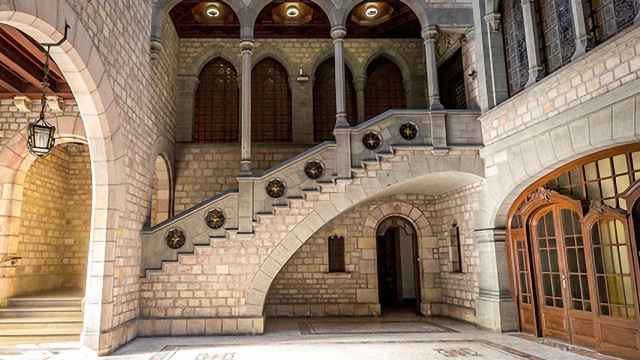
{"left": 332, "top": 26, "right": 352, "bottom": 179}
{"left": 355, "top": 76, "right": 366, "bottom": 124}
{"left": 422, "top": 26, "right": 444, "bottom": 110}
{"left": 482, "top": 12, "right": 509, "bottom": 108}
{"left": 475, "top": 228, "right": 518, "bottom": 331}
{"left": 175, "top": 75, "right": 200, "bottom": 142}
{"left": 521, "top": 0, "right": 544, "bottom": 87}
{"left": 570, "top": 0, "right": 589, "bottom": 60}
{"left": 238, "top": 40, "right": 255, "bottom": 234}
{"left": 150, "top": 0, "right": 165, "bottom": 60}
{"left": 240, "top": 40, "right": 253, "bottom": 176}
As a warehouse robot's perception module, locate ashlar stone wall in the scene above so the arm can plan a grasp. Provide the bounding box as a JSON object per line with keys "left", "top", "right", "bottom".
{"left": 16, "top": 143, "right": 91, "bottom": 295}
{"left": 174, "top": 144, "right": 311, "bottom": 212}
{"left": 264, "top": 187, "right": 481, "bottom": 321}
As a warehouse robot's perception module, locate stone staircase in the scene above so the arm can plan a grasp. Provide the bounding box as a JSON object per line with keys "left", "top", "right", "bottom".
{"left": 0, "top": 292, "right": 83, "bottom": 343}
{"left": 139, "top": 109, "right": 483, "bottom": 328}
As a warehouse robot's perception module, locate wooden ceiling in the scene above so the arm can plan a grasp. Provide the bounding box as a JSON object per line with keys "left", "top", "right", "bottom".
{"left": 0, "top": 24, "right": 71, "bottom": 100}
{"left": 170, "top": 0, "right": 421, "bottom": 39}
{"left": 170, "top": 0, "right": 241, "bottom": 38}
{"left": 254, "top": 1, "right": 330, "bottom": 39}
{"left": 347, "top": 0, "right": 421, "bottom": 38}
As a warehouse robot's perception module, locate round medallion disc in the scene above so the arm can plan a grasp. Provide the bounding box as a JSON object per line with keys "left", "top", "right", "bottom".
{"left": 362, "top": 132, "right": 382, "bottom": 150}
{"left": 205, "top": 209, "right": 225, "bottom": 229}
{"left": 166, "top": 228, "right": 186, "bottom": 250}
{"left": 399, "top": 122, "right": 418, "bottom": 140}
{"left": 304, "top": 160, "right": 324, "bottom": 180}
{"left": 266, "top": 178, "right": 286, "bottom": 198}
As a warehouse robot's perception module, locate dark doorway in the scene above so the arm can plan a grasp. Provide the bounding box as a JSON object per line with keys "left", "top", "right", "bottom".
{"left": 376, "top": 217, "right": 420, "bottom": 314}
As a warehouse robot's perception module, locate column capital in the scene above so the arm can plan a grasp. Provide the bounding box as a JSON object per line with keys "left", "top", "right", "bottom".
{"left": 483, "top": 12, "right": 502, "bottom": 32}
{"left": 330, "top": 26, "right": 347, "bottom": 40}
{"left": 421, "top": 25, "right": 439, "bottom": 41}
{"left": 240, "top": 39, "right": 254, "bottom": 53}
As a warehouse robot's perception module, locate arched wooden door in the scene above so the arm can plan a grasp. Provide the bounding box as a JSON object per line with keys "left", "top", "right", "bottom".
{"left": 252, "top": 58, "right": 292, "bottom": 142}
{"left": 365, "top": 57, "right": 406, "bottom": 120}
{"left": 526, "top": 202, "right": 596, "bottom": 347}
{"left": 313, "top": 58, "right": 357, "bottom": 142}
{"left": 194, "top": 58, "right": 239, "bottom": 142}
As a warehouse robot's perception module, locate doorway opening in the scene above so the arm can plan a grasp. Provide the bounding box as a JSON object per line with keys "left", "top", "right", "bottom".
{"left": 376, "top": 216, "right": 421, "bottom": 315}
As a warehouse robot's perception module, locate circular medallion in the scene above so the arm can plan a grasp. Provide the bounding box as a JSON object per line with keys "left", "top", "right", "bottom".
{"left": 304, "top": 160, "right": 324, "bottom": 180}
{"left": 266, "top": 178, "right": 286, "bottom": 198}
{"left": 205, "top": 209, "right": 225, "bottom": 229}
{"left": 362, "top": 132, "right": 382, "bottom": 150}
{"left": 399, "top": 122, "right": 418, "bottom": 140}
{"left": 165, "top": 228, "right": 186, "bottom": 250}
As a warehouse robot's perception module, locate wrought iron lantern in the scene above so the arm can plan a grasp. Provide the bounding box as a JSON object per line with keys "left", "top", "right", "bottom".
{"left": 27, "top": 112, "right": 56, "bottom": 157}
{"left": 26, "top": 24, "right": 69, "bottom": 157}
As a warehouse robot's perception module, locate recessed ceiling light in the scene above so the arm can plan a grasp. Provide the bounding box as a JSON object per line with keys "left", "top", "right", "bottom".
{"left": 286, "top": 6, "right": 300, "bottom": 17}
{"left": 365, "top": 6, "right": 379, "bottom": 18}
{"left": 206, "top": 5, "right": 220, "bottom": 17}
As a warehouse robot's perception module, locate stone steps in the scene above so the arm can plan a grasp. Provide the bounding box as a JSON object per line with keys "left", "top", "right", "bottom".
{"left": 0, "top": 293, "right": 83, "bottom": 341}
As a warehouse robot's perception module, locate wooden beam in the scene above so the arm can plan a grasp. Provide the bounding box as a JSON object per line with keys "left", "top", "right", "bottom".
{"left": 0, "top": 65, "right": 26, "bottom": 93}
{"left": 0, "top": 25, "right": 65, "bottom": 80}
{"left": 0, "top": 33, "right": 58, "bottom": 93}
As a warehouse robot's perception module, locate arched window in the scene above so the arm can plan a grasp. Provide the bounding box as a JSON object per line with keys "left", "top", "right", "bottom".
{"left": 365, "top": 56, "right": 406, "bottom": 119}
{"left": 502, "top": 0, "right": 529, "bottom": 95}
{"left": 252, "top": 58, "right": 292, "bottom": 142}
{"left": 194, "top": 58, "right": 239, "bottom": 143}
{"left": 313, "top": 58, "right": 357, "bottom": 142}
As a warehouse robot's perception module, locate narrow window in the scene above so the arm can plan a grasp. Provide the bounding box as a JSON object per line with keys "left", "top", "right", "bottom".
{"left": 450, "top": 223, "right": 463, "bottom": 273}
{"left": 328, "top": 235, "right": 345, "bottom": 272}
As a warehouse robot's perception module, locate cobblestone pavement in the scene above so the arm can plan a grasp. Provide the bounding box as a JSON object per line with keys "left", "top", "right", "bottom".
{"left": 0, "top": 316, "right": 622, "bottom": 360}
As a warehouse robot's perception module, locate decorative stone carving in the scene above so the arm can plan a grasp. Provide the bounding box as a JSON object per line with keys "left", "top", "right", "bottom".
{"left": 266, "top": 178, "right": 286, "bottom": 198}
{"left": 165, "top": 228, "right": 186, "bottom": 250}
{"left": 399, "top": 123, "right": 418, "bottom": 140}
{"left": 205, "top": 209, "right": 225, "bottom": 229}
{"left": 362, "top": 132, "right": 382, "bottom": 150}
{"left": 46, "top": 96, "right": 64, "bottom": 113}
{"left": 304, "top": 160, "right": 324, "bottom": 180}
{"left": 13, "top": 96, "right": 32, "bottom": 112}
{"left": 484, "top": 12, "right": 502, "bottom": 32}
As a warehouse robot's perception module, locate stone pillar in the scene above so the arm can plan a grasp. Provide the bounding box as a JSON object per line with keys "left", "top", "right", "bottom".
{"left": 422, "top": 25, "right": 444, "bottom": 110}
{"left": 175, "top": 75, "right": 199, "bottom": 142}
{"left": 238, "top": 40, "right": 255, "bottom": 234}
{"left": 570, "top": 0, "right": 589, "bottom": 60}
{"left": 474, "top": 228, "right": 518, "bottom": 331}
{"left": 355, "top": 76, "right": 366, "bottom": 124}
{"left": 150, "top": 0, "right": 165, "bottom": 60}
{"left": 332, "top": 26, "right": 352, "bottom": 179}
{"left": 521, "top": 0, "right": 544, "bottom": 87}
{"left": 482, "top": 12, "right": 509, "bottom": 108}
{"left": 240, "top": 40, "right": 253, "bottom": 176}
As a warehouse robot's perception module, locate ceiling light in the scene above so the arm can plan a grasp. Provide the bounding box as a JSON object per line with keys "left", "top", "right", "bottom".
{"left": 206, "top": 5, "right": 220, "bottom": 17}
{"left": 365, "top": 6, "right": 379, "bottom": 18}
{"left": 286, "top": 6, "right": 300, "bottom": 17}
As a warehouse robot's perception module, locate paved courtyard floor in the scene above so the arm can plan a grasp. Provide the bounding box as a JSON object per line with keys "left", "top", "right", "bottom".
{"left": 0, "top": 315, "right": 622, "bottom": 360}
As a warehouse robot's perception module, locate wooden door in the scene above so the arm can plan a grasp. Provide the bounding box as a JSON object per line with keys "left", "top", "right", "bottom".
{"left": 252, "top": 58, "right": 292, "bottom": 142}
{"left": 313, "top": 58, "right": 357, "bottom": 142}
{"left": 511, "top": 227, "right": 538, "bottom": 335}
{"left": 530, "top": 206, "right": 597, "bottom": 345}
{"left": 365, "top": 57, "right": 406, "bottom": 119}
{"left": 377, "top": 229, "right": 399, "bottom": 307}
{"left": 531, "top": 208, "right": 572, "bottom": 341}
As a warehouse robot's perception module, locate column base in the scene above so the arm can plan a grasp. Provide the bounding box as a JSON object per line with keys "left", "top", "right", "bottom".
{"left": 475, "top": 290, "right": 518, "bottom": 332}
{"left": 525, "top": 66, "right": 544, "bottom": 88}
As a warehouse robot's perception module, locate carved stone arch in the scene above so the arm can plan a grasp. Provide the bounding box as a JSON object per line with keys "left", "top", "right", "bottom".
{"left": 309, "top": 45, "right": 359, "bottom": 82}
{"left": 0, "top": 4, "right": 122, "bottom": 352}
{"left": 148, "top": 136, "right": 175, "bottom": 225}
{"left": 251, "top": 51, "right": 295, "bottom": 85}
{"left": 363, "top": 49, "right": 414, "bottom": 100}
{"left": 338, "top": 0, "right": 428, "bottom": 29}
{"left": 188, "top": 51, "right": 241, "bottom": 78}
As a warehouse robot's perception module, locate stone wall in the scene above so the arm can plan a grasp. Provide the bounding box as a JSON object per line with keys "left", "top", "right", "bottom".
{"left": 0, "top": 99, "right": 80, "bottom": 146}
{"left": 481, "top": 25, "right": 640, "bottom": 145}
{"left": 15, "top": 143, "right": 91, "bottom": 295}
{"left": 174, "top": 143, "right": 311, "bottom": 212}
{"left": 264, "top": 188, "right": 481, "bottom": 321}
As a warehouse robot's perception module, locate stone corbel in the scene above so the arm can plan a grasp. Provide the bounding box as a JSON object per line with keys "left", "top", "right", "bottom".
{"left": 46, "top": 95, "right": 64, "bottom": 113}
{"left": 13, "top": 96, "right": 32, "bottom": 112}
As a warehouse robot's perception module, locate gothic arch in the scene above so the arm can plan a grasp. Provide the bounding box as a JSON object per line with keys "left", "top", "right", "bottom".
{"left": 363, "top": 50, "right": 413, "bottom": 100}
{"left": 364, "top": 55, "right": 408, "bottom": 119}
{"left": 1, "top": 3, "right": 123, "bottom": 353}
{"left": 310, "top": 46, "right": 358, "bottom": 81}
{"left": 252, "top": 50, "right": 295, "bottom": 82}
{"left": 252, "top": 57, "right": 293, "bottom": 142}
{"left": 188, "top": 50, "right": 241, "bottom": 78}
{"left": 149, "top": 154, "right": 173, "bottom": 226}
